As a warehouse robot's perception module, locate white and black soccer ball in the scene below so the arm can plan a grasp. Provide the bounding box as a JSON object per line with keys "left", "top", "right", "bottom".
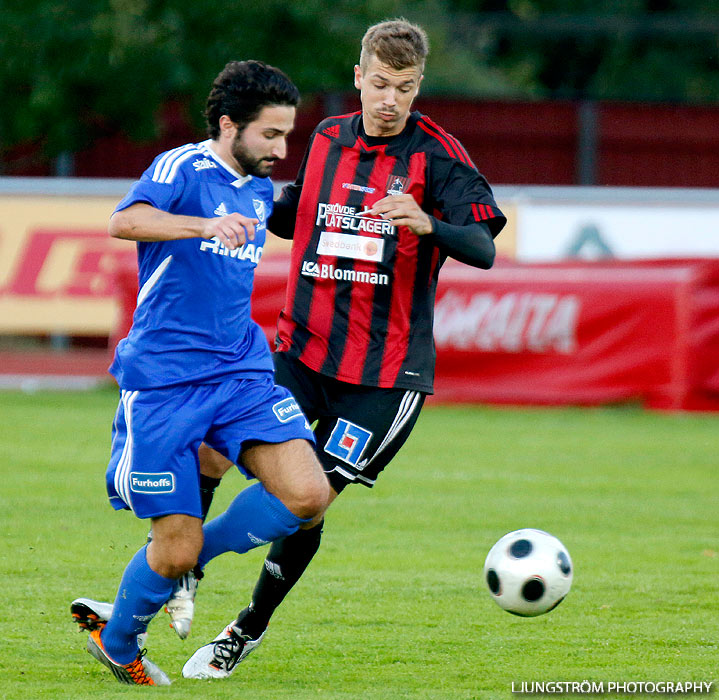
{"left": 483, "top": 529, "right": 573, "bottom": 617}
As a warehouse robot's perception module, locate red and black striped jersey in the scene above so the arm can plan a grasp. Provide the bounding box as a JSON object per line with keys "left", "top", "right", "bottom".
{"left": 271, "top": 110, "right": 506, "bottom": 393}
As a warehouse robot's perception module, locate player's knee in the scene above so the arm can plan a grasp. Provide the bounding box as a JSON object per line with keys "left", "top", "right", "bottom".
{"left": 285, "top": 474, "right": 330, "bottom": 520}
{"left": 147, "top": 515, "right": 203, "bottom": 578}
{"left": 304, "top": 477, "right": 330, "bottom": 518}
{"left": 165, "top": 550, "right": 199, "bottom": 579}
{"left": 150, "top": 541, "right": 200, "bottom": 579}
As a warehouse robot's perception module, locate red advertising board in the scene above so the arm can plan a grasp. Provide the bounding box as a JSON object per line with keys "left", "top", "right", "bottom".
{"left": 431, "top": 259, "right": 719, "bottom": 411}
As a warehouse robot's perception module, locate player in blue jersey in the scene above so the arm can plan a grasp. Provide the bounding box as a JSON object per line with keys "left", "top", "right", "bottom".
{"left": 72, "top": 21, "right": 503, "bottom": 683}
{"left": 70, "top": 60, "right": 329, "bottom": 686}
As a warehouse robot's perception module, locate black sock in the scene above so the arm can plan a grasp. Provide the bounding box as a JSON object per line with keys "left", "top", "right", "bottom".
{"left": 237, "top": 520, "right": 324, "bottom": 638}
{"left": 199, "top": 474, "right": 221, "bottom": 522}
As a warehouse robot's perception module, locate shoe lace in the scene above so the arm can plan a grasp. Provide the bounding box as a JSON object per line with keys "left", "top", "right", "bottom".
{"left": 125, "top": 649, "right": 154, "bottom": 686}
{"left": 210, "top": 627, "right": 250, "bottom": 672}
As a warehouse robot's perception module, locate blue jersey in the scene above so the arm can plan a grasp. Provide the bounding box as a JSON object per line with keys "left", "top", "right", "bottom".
{"left": 110, "top": 140, "right": 275, "bottom": 389}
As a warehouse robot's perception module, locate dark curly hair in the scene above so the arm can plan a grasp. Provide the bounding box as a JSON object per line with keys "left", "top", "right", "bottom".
{"left": 205, "top": 60, "right": 300, "bottom": 139}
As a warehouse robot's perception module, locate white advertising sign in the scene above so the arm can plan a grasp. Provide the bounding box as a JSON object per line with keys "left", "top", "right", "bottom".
{"left": 516, "top": 201, "right": 719, "bottom": 262}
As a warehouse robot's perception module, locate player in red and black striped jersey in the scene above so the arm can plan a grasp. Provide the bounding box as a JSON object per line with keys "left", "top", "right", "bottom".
{"left": 271, "top": 107, "right": 505, "bottom": 393}
{"left": 180, "top": 19, "right": 507, "bottom": 679}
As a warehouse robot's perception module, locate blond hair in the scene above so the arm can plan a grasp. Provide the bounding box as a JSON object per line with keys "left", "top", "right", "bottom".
{"left": 359, "top": 19, "right": 429, "bottom": 72}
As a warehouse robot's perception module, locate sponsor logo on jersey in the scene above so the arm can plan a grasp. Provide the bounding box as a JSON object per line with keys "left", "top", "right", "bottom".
{"left": 200, "top": 238, "right": 263, "bottom": 264}
{"left": 252, "top": 198, "right": 266, "bottom": 222}
{"left": 129, "top": 472, "right": 175, "bottom": 494}
{"left": 316, "top": 202, "right": 395, "bottom": 236}
{"left": 317, "top": 231, "right": 384, "bottom": 262}
{"left": 324, "top": 419, "right": 373, "bottom": 467}
{"left": 386, "top": 175, "right": 408, "bottom": 195}
{"left": 342, "top": 182, "right": 376, "bottom": 194}
{"left": 322, "top": 124, "right": 340, "bottom": 139}
{"left": 301, "top": 260, "right": 389, "bottom": 286}
{"left": 214, "top": 202, "right": 229, "bottom": 217}
{"left": 272, "top": 397, "right": 303, "bottom": 423}
{"left": 192, "top": 158, "right": 217, "bottom": 171}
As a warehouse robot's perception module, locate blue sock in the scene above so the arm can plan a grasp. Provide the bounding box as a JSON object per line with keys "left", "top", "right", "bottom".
{"left": 101, "top": 545, "right": 175, "bottom": 665}
{"left": 197, "top": 482, "right": 308, "bottom": 569}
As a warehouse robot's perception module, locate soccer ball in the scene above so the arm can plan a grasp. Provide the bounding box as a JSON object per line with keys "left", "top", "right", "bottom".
{"left": 483, "top": 529, "right": 573, "bottom": 617}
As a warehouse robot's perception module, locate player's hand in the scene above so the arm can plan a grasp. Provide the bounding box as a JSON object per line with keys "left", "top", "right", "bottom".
{"left": 202, "top": 213, "right": 259, "bottom": 250}
{"left": 368, "top": 194, "right": 433, "bottom": 236}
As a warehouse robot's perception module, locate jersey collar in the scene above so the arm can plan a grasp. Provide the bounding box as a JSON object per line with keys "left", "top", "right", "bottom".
{"left": 200, "top": 140, "right": 253, "bottom": 188}
{"left": 352, "top": 112, "right": 418, "bottom": 155}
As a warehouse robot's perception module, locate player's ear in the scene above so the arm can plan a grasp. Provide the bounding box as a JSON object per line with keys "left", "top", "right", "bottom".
{"left": 353, "top": 64, "right": 362, "bottom": 90}
{"left": 218, "top": 114, "right": 236, "bottom": 138}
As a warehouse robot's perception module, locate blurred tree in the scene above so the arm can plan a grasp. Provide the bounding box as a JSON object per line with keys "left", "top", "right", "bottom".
{"left": 449, "top": 0, "right": 719, "bottom": 101}
{"left": 0, "top": 0, "right": 190, "bottom": 161}
{"left": 0, "top": 0, "right": 509, "bottom": 163}
{"left": 1, "top": 0, "right": 718, "bottom": 166}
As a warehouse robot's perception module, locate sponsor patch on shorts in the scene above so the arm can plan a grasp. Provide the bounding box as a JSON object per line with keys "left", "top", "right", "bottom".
{"left": 130, "top": 472, "right": 175, "bottom": 494}
{"left": 272, "top": 397, "right": 303, "bottom": 423}
{"left": 324, "top": 419, "right": 372, "bottom": 467}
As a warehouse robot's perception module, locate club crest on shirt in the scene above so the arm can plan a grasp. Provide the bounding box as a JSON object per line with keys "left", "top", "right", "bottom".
{"left": 252, "top": 198, "right": 266, "bottom": 222}
{"left": 386, "top": 175, "right": 409, "bottom": 195}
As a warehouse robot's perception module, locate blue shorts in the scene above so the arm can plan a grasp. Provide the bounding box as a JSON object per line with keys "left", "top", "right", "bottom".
{"left": 106, "top": 375, "right": 314, "bottom": 519}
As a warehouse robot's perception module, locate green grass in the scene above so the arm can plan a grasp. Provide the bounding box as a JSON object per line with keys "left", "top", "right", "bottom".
{"left": 0, "top": 388, "right": 717, "bottom": 699}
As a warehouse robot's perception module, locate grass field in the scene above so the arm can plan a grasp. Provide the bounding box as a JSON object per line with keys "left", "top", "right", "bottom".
{"left": 0, "top": 387, "right": 717, "bottom": 699}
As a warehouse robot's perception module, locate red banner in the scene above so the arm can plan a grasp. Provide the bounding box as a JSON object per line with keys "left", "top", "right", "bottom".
{"left": 431, "top": 259, "right": 719, "bottom": 410}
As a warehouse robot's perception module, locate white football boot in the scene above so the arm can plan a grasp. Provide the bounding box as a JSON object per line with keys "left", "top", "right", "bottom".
{"left": 165, "top": 570, "right": 199, "bottom": 639}
{"left": 182, "top": 621, "right": 266, "bottom": 679}
{"left": 70, "top": 598, "right": 113, "bottom": 632}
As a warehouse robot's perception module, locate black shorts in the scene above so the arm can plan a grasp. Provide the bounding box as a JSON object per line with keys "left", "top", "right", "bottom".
{"left": 273, "top": 352, "right": 426, "bottom": 493}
